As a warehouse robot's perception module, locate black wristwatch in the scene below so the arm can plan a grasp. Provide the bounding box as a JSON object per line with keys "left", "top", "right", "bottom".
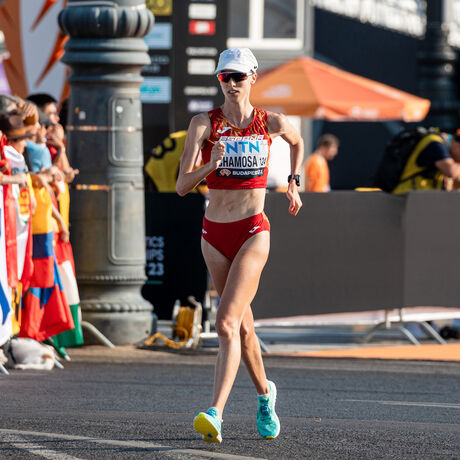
{"left": 287, "top": 174, "right": 300, "bottom": 186}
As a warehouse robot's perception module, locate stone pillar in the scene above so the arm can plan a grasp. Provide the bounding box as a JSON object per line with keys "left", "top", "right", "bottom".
{"left": 418, "top": 0, "right": 460, "bottom": 130}
{"left": 58, "top": 0, "right": 155, "bottom": 344}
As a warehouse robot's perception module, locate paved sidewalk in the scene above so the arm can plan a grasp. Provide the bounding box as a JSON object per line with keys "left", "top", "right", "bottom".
{"left": 64, "top": 308, "right": 460, "bottom": 363}
{"left": 66, "top": 322, "right": 460, "bottom": 363}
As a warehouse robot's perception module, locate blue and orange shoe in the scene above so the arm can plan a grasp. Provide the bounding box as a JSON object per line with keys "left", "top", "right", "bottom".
{"left": 193, "top": 407, "right": 222, "bottom": 443}
{"left": 257, "top": 380, "right": 280, "bottom": 439}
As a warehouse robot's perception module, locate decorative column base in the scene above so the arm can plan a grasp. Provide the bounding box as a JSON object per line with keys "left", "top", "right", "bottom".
{"left": 80, "top": 285, "right": 153, "bottom": 345}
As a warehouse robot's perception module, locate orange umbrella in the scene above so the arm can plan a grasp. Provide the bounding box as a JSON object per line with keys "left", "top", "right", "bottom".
{"left": 251, "top": 57, "right": 430, "bottom": 122}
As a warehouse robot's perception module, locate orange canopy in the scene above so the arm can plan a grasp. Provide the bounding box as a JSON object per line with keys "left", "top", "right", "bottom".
{"left": 251, "top": 57, "right": 430, "bottom": 122}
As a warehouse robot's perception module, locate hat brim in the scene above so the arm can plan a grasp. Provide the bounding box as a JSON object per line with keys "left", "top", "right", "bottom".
{"left": 215, "top": 61, "right": 256, "bottom": 75}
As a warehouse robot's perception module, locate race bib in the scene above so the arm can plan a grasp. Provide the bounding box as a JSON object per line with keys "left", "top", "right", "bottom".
{"left": 216, "top": 135, "right": 269, "bottom": 178}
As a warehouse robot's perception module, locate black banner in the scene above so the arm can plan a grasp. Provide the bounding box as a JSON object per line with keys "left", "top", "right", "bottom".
{"left": 171, "top": 0, "right": 228, "bottom": 131}
{"left": 142, "top": 192, "right": 207, "bottom": 319}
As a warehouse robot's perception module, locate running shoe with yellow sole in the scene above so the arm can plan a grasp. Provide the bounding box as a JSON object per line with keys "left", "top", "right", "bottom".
{"left": 193, "top": 407, "right": 222, "bottom": 443}
{"left": 257, "top": 380, "right": 280, "bottom": 439}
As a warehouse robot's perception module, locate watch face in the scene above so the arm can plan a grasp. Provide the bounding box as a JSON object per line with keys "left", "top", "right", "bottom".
{"left": 288, "top": 174, "right": 300, "bottom": 185}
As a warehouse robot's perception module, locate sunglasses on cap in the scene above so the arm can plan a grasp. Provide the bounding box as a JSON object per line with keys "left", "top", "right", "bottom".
{"left": 217, "top": 72, "right": 252, "bottom": 83}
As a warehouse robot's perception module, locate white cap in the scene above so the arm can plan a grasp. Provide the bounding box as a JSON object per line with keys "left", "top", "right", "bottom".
{"left": 215, "top": 48, "right": 258, "bottom": 75}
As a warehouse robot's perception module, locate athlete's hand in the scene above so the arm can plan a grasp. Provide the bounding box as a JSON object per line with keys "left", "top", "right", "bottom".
{"left": 286, "top": 181, "right": 302, "bottom": 216}
{"left": 210, "top": 141, "right": 225, "bottom": 169}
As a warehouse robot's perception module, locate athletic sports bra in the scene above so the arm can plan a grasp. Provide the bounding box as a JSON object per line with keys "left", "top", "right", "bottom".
{"left": 201, "top": 107, "right": 272, "bottom": 189}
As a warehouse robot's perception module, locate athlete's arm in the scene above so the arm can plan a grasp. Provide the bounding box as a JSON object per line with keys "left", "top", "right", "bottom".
{"left": 176, "top": 113, "right": 224, "bottom": 196}
{"left": 267, "top": 112, "right": 303, "bottom": 216}
{"left": 435, "top": 158, "right": 460, "bottom": 181}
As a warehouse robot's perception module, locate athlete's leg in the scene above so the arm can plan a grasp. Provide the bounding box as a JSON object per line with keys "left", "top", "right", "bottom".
{"left": 202, "top": 239, "right": 269, "bottom": 397}
{"left": 204, "top": 231, "right": 270, "bottom": 416}
{"left": 240, "top": 307, "right": 269, "bottom": 395}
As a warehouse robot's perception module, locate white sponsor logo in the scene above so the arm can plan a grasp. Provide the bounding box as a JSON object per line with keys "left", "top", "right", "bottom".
{"left": 249, "top": 226, "right": 261, "bottom": 233}
{"left": 186, "top": 47, "right": 218, "bottom": 57}
{"left": 217, "top": 127, "right": 231, "bottom": 134}
{"left": 187, "top": 58, "right": 215, "bottom": 75}
{"left": 202, "top": 229, "right": 208, "bottom": 234}
{"left": 188, "top": 4, "right": 217, "bottom": 20}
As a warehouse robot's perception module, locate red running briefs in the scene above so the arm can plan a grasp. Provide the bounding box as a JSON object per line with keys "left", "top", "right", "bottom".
{"left": 201, "top": 212, "right": 270, "bottom": 261}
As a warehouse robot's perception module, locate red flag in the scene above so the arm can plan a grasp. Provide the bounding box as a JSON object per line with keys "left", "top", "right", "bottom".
{"left": 0, "top": 135, "right": 18, "bottom": 288}
{"left": 20, "top": 259, "right": 74, "bottom": 342}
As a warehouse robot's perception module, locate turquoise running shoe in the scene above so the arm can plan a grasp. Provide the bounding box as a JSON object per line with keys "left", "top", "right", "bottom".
{"left": 257, "top": 380, "right": 280, "bottom": 439}
{"left": 193, "top": 407, "right": 222, "bottom": 443}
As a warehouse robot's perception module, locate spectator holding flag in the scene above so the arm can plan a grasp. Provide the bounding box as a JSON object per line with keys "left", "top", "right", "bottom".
{"left": 0, "top": 113, "right": 35, "bottom": 292}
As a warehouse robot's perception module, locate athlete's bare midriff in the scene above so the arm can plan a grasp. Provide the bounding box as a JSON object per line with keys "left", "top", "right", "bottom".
{"left": 205, "top": 188, "right": 266, "bottom": 222}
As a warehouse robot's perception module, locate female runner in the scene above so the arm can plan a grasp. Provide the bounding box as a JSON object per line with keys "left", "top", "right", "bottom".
{"left": 176, "top": 48, "right": 303, "bottom": 443}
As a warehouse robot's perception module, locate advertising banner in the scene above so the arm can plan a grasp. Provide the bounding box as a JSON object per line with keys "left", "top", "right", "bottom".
{"left": 142, "top": 192, "right": 207, "bottom": 319}
{"left": 171, "top": 0, "right": 228, "bottom": 131}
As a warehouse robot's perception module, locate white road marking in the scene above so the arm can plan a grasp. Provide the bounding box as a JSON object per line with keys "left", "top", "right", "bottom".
{"left": 0, "top": 428, "right": 266, "bottom": 460}
{"left": 344, "top": 399, "right": 460, "bottom": 409}
{"left": 0, "top": 432, "right": 84, "bottom": 459}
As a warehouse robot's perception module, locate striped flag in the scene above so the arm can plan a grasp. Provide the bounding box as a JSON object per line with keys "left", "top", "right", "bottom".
{"left": 51, "top": 182, "right": 83, "bottom": 347}
{"left": 19, "top": 185, "right": 74, "bottom": 342}
{"left": 20, "top": 260, "right": 74, "bottom": 342}
{"left": 52, "top": 237, "right": 83, "bottom": 347}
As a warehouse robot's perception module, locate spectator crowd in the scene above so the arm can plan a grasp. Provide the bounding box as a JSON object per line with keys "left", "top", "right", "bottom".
{"left": 0, "top": 92, "right": 83, "bottom": 353}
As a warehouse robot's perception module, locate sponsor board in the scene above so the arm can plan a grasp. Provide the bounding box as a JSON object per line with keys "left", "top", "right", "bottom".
{"left": 172, "top": 0, "right": 227, "bottom": 130}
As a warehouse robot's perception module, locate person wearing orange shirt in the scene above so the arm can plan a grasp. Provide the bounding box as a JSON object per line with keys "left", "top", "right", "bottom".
{"left": 305, "top": 133, "right": 339, "bottom": 192}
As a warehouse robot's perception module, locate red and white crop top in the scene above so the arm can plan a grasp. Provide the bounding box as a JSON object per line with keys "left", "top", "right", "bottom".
{"left": 201, "top": 107, "right": 272, "bottom": 189}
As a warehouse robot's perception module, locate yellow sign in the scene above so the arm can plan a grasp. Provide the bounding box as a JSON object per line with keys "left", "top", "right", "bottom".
{"left": 146, "top": 0, "right": 172, "bottom": 16}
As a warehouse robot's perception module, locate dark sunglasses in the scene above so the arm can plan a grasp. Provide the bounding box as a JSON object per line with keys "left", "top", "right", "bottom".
{"left": 217, "top": 72, "right": 252, "bottom": 83}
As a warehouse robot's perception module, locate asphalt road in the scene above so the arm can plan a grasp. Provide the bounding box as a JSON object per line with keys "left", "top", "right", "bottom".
{"left": 1, "top": 352, "right": 460, "bottom": 459}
